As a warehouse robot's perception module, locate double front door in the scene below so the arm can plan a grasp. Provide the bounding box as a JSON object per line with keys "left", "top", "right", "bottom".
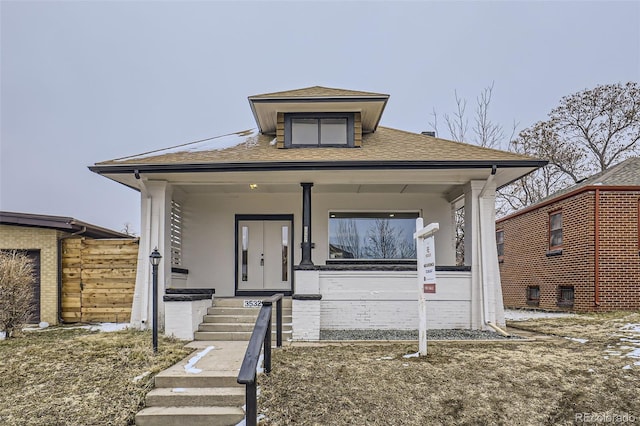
{"left": 237, "top": 218, "right": 292, "bottom": 294}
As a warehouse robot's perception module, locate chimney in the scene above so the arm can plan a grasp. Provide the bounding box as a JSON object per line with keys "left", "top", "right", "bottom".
{"left": 421, "top": 131, "right": 436, "bottom": 137}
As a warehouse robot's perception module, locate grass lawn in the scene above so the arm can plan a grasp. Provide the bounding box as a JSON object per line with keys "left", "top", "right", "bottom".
{"left": 0, "top": 327, "right": 190, "bottom": 426}
{"left": 260, "top": 312, "right": 640, "bottom": 425}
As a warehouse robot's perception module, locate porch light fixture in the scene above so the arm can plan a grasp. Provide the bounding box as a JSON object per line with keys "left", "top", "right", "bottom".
{"left": 149, "top": 248, "right": 162, "bottom": 353}
{"left": 249, "top": 184, "right": 258, "bottom": 190}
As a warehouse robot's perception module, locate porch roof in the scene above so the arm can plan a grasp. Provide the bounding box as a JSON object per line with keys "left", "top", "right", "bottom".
{"left": 90, "top": 126, "right": 545, "bottom": 192}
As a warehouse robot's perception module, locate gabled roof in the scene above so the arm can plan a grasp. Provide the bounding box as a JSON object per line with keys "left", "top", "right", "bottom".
{"left": 93, "top": 126, "right": 537, "bottom": 166}
{"left": 0, "top": 211, "right": 132, "bottom": 239}
{"left": 497, "top": 156, "right": 640, "bottom": 223}
{"left": 249, "top": 86, "right": 389, "bottom": 99}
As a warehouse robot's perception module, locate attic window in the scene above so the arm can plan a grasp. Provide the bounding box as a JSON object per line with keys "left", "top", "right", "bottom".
{"left": 285, "top": 113, "right": 354, "bottom": 147}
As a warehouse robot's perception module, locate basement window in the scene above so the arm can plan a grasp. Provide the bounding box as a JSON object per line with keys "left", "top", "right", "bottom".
{"left": 526, "top": 286, "right": 540, "bottom": 306}
{"left": 285, "top": 113, "right": 355, "bottom": 147}
{"left": 558, "top": 286, "right": 574, "bottom": 307}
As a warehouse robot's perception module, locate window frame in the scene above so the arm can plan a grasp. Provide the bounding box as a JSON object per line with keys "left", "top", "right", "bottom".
{"left": 549, "top": 210, "right": 563, "bottom": 252}
{"left": 558, "top": 285, "right": 574, "bottom": 307}
{"left": 526, "top": 285, "right": 540, "bottom": 306}
{"left": 284, "top": 112, "right": 355, "bottom": 148}
{"left": 496, "top": 229, "right": 504, "bottom": 262}
{"left": 327, "top": 211, "right": 420, "bottom": 261}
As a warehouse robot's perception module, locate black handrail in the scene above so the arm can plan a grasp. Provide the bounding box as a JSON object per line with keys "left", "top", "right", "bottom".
{"left": 237, "top": 293, "right": 284, "bottom": 426}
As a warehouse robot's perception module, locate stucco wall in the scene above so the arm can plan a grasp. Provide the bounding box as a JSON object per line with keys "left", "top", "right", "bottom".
{"left": 181, "top": 191, "right": 456, "bottom": 296}
{"left": 0, "top": 225, "right": 63, "bottom": 324}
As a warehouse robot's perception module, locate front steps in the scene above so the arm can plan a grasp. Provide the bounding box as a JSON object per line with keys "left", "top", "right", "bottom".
{"left": 135, "top": 342, "right": 248, "bottom": 426}
{"left": 195, "top": 297, "right": 292, "bottom": 341}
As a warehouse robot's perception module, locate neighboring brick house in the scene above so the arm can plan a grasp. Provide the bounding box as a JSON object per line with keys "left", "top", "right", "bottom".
{"left": 0, "top": 212, "right": 130, "bottom": 324}
{"left": 498, "top": 157, "right": 640, "bottom": 312}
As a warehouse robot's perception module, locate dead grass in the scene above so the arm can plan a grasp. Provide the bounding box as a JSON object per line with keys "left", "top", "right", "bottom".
{"left": 0, "top": 327, "right": 190, "bottom": 426}
{"left": 260, "top": 313, "right": 640, "bottom": 425}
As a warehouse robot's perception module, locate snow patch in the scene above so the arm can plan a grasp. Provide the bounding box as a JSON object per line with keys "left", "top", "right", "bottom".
{"left": 564, "top": 337, "right": 588, "bottom": 344}
{"left": 403, "top": 352, "right": 420, "bottom": 359}
{"left": 625, "top": 348, "right": 640, "bottom": 359}
{"left": 0, "top": 331, "right": 5, "bottom": 340}
{"left": 184, "top": 345, "right": 215, "bottom": 374}
{"left": 504, "top": 309, "right": 576, "bottom": 321}
{"left": 132, "top": 371, "right": 151, "bottom": 383}
{"left": 172, "top": 388, "right": 187, "bottom": 393}
{"left": 621, "top": 323, "right": 640, "bottom": 333}
{"left": 376, "top": 356, "right": 394, "bottom": 361}
{"left": 256, "top": 353, "right": 264, "bottom": 375}
{"left": 622, "top": 365, "right": 632, "bottom": 370}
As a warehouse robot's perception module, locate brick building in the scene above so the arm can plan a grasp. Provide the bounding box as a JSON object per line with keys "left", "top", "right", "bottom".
{"left": 0, "top": 212, "right": 130, "bottom": 324}
{"left": 497, "top": 157, "right": 640, "bottom": 312}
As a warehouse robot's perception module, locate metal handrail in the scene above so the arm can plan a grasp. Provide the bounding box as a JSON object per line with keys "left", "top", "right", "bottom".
{"left": 237, "top": 293, "right": 284, "bottom": 426}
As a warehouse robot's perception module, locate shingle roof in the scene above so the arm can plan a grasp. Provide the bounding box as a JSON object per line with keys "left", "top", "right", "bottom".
{"left": 96, "top": 126, "right": 536, "bottom": 166}
{"left": 0, "top": 211, "right": 132, "bottom": 239}
{"left": 536, "top": 156, "right": 640, "bottom": 202}
{"left": 249, "top": 86, "right": 389, "bottom": 99}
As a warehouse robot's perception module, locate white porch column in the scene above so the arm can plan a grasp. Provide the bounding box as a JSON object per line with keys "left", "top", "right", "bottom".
{"left": 130, "top": 180, "right": 173, "bottom": 330}
{"left": 464, "top": 179, "right": 505, "bottom": 330}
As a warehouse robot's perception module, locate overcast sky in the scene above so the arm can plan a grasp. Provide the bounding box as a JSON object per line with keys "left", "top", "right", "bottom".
{"left": 1, "top": 1, "right": 638, "bottom": 234}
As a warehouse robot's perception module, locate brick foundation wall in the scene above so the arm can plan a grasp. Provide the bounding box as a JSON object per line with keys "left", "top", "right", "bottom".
{"left": 499, "top": 190, "right": 640, "bottom": 313}
{"left": 0, "top": 225, "right": 66, "bottom": 324}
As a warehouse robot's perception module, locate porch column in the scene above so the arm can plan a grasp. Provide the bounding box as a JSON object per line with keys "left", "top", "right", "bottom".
{"left": 300, "top": 182, "right": 314, "bottom": 265}
{"left": 464, "top": 179, "right": 505, "bottom": 330}
{"left": 130, "top": 180, "right": 172, "bottom": 330}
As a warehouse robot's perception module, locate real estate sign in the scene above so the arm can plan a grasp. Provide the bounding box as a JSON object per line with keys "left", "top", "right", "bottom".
{"left": 414, "top": 218, "right": 439, "bottom": 356}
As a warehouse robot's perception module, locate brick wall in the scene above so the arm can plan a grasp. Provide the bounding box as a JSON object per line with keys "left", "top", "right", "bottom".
{"left": 597, "top": 191, "right": 640, "bottom": 310}
{"left": 499, "top": 192, "right": 595, "bottom": 312}
{"left": 0, "top": 225, "right": 65, "bottom": 324}
{"left": 499, "top": 190, "right": 640, "bottom": 312}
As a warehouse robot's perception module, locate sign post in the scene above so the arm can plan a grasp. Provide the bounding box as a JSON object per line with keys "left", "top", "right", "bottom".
{"left": 413, "top": 218, "right": 439, "bottom": 356}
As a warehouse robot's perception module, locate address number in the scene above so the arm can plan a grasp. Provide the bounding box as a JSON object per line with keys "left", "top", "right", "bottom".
{"left": 243, "top": 300, "right": 263, "bottom": 308}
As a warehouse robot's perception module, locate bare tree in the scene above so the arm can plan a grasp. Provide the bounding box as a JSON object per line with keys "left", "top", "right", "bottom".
{"left": 0, "top": 250, "right": 35, "bottom": 338}
{"left": 121, "top": 222, "right": 137, "bottom": 236}
{"left": 498, "top": 82, "right": 640, "bottom": 214}
{"left": 334, "top": 219, "right": 361, "bottom": 259}
{"left": 363, "top": 219, "right": 415, "bottom": 259}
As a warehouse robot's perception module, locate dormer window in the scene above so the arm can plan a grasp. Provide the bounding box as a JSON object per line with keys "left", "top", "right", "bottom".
{"left": 285, "top": 113, "right": 355, "bottom": 147}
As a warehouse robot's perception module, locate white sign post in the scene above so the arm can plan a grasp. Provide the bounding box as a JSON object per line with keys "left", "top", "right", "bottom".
{"left": 413, "top": 218, "right": 439, "bottom": 356}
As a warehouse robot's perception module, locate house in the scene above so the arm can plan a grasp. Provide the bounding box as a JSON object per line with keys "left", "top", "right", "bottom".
{"left": 0, "top": 211, "right": 131, "bottom": 324}
{"left": 90, "top": 86, "right": 545, "bottom": 340}
{"left": 498, "top": 157, "right": 640, "bottom": 312}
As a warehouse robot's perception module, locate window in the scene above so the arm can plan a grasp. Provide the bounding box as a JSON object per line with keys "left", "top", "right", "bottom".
{"left": 170, "top": 200, "right": 183, "bottom": 267}
{"left": 527, "top": 286, "right": 540, "bottom": 306}
{"left": 549, "top": 210, "right": 563, "bottom": 250}
{"left": 558, "top": 286, "right": 574, "bottom": 307}
{"left": 328, "top": 212, "right": 419, "bottom": 260}
{"left": 285, "top": 113, "right": 354, "bottom": 147}
{"left": 496, "top": 229, "right": 504, "bottom": 261}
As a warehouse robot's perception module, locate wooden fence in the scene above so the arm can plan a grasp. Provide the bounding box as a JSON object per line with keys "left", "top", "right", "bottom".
{"left": 61, "top": 237, "right": 138, "bottom": 323}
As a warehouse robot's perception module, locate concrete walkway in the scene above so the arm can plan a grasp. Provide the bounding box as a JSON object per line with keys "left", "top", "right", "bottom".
{"left": 136, "top": 340, "right": 251, "bottom": 426}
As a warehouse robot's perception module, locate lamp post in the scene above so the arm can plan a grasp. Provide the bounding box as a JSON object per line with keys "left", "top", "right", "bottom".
{"left": 149, "top": 248, "right": 162, "bottom": 353}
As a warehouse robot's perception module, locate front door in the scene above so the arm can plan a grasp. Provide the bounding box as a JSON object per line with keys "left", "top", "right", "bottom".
{"left": 237, "top": 218, "right": 292, "bottom": 294}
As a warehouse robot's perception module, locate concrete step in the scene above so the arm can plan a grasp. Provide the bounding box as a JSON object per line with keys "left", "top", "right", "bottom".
{"left": 145, "top": 387, "right": 245, "bottom": 407}
{"left": 213, "top": 297, "right": 292, "bottom": 308}
{"left": 154, "top": 371, "right": 242, "bottom": 388}
{"left": 206, "top": 306, "right": 292, "bottom": 316}
{"left": 198, "top": 322, "right": 293, "bottom": 333}
{"left": 135, "top": 406, "right": 245, "bottom": 426}
{"left": 203, "top": 314, "right": 291, "bottom": 324}
{"left": 194, "top": 330, "right": 292, "bottom": 341}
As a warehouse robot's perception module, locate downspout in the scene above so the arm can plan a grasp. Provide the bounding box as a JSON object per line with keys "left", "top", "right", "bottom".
{"left": 58, "top": 225, "right": 87, "bottom": 324}
{"left": 136, "top": 170, "right": 152, "bottom": 326}
{"left": 594, "top": 188, "right": 601, "bottom": 307}
{"left": 478, "top": 165, "right": 509, "bottom": 336}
